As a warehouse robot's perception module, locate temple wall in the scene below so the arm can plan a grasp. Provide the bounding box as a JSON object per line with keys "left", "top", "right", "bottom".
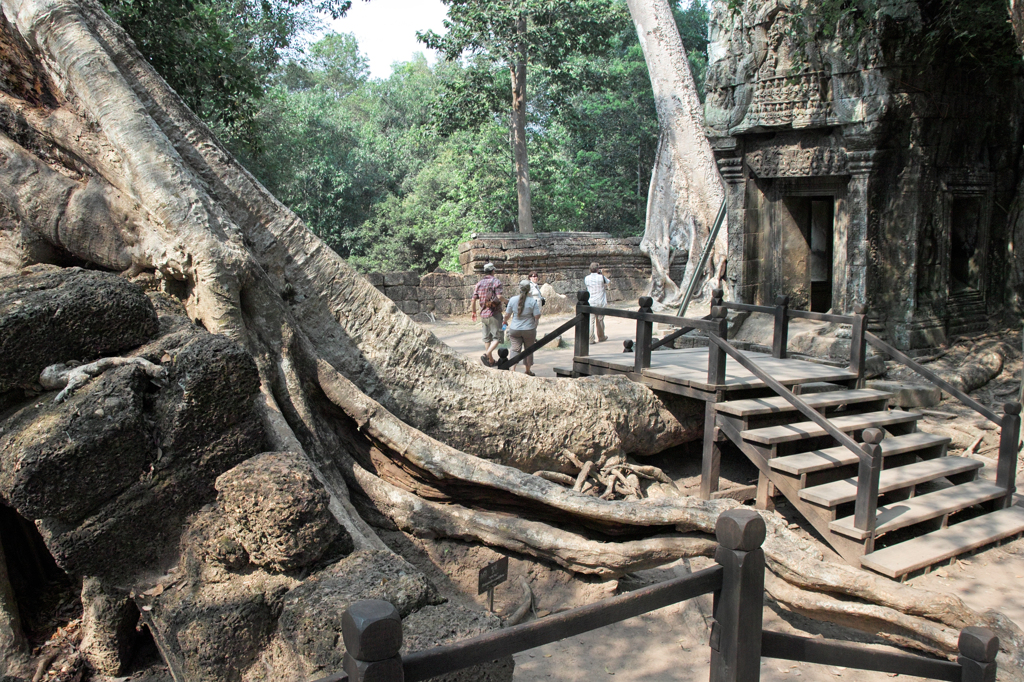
{"left": 705, "top": 0, "right": 1023, "bottom": 349}
{"left": 366, "top": 233, "right": 671, "bottom": 318}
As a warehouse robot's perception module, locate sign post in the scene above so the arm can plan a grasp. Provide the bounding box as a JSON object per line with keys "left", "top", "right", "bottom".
{"left": 477, "top": 556, "right": 509, "bottom": 612}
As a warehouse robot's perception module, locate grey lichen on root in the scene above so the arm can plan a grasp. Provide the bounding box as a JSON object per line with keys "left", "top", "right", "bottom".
{"left": 40, "top": 356, "right": 165, "bottom": 402}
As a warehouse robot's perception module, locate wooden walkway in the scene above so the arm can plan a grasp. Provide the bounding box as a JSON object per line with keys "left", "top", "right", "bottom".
{"left": 573, "top": 347, "right": 857, "bottom": 398}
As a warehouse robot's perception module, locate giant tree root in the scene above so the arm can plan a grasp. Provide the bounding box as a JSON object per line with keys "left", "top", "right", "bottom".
{"left": 316, "top": 360, "right": 1024, "bottom": 675}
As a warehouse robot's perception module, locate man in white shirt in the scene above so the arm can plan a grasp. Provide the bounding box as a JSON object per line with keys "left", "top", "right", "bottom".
{"left": 583, "top": 262, "right": 609, "bottom": 343}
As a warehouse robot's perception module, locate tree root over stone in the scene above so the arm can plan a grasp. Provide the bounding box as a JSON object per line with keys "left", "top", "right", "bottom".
{"left": 40, "top": 356, "right": 165, "bottom": 402}
{"left": 317, "top": 360, "right": 1024, "bottom": 677}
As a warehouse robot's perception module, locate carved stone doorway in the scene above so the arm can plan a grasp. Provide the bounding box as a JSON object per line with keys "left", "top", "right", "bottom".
{"left": 773, "top": 194, "right": 836, "bottom": 312}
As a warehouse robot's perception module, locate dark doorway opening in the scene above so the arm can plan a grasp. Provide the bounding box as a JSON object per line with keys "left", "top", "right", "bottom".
{"left": 778, "top": 195, "right": 834, "bottom": 312}
{"left": 949, "top": 196, "right": 982, "bottom": 293}
{"left": 808, "top": 198, "right": 834, "bottom": 312}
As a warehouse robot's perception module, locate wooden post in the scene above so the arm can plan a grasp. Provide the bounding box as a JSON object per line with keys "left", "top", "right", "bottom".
{"left": 496, "top": 348, "right": 510, "bottom": 370}
{"left": 707, "top": 306, "right": 728, "bottom": 387}
{"left": 849, "top": 303, "right": 868, "bottom": 387}
{"left": 957, "top": 626, "right": 998, "bottom": 682}
{"left": 997, "top": 402, "right": 1021, "bottom": 508}
{"left": 635, "top": 296, "right": 654, "bottom": 374}
{"left": 853, "top": 428, "right": 883, "bottom": 551}
{"left": 343, "top": 600, "right": 404, "bottom": 682}
{"left": 573, "top": 291, "right": 590, "bottom": 376}
{"left": 700, "top": 402, "right": 721, "bottom": 500}
{"left": 710, "top": 509, "right": 766, "bottom": 682}
{"left": 772, "top": 295, "right": 789, "bottom": 359}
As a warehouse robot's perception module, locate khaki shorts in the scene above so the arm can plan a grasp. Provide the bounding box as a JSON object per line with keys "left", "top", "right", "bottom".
{"left": 509, "top": 328, "right": 537, "bottom": 364}
{"left": 481, "top": 315, "right": 503, "bottom": 344}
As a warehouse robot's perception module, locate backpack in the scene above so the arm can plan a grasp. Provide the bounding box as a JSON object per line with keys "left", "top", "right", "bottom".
{"left": 481, "top": 279, "right": 502, "bottom": 314}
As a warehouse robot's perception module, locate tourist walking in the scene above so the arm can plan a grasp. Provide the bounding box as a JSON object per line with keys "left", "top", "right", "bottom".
{"left": 584, "top": 262, "right": 609, "bottom": 343}
{"left": 471, "top": 262, "right": 504, "bottom": 367}
{"left": 503, "top": 280, "right": 542, "bottom": 375}
{"left": 527, "top": 271, "right": 545, "bottom": 306}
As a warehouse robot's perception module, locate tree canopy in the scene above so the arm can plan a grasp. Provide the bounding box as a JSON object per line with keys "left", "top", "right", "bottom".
{"left": 101, "top": 0, "right": 712, "bottom": 272}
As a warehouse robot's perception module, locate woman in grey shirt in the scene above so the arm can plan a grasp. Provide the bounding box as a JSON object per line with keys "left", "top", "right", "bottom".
{"left": 503, "top": 281, "right": 543, "bottom": 376}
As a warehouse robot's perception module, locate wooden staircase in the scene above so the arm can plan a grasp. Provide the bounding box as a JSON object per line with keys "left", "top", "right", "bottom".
{"left": 713, "top": 384, "right": 1024, "bottom": 579}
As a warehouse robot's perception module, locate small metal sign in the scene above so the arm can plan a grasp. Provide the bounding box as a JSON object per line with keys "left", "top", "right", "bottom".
{"left": 478, "top": 556, "right": 509, "bottom": 595}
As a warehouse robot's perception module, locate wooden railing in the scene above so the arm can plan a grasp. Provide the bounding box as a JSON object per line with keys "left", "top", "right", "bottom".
{"left": 864, "top": 332, "right": 1022, "bottom": 508}
{"left": 312, "top": 509, "right": 998, "bottom": 682}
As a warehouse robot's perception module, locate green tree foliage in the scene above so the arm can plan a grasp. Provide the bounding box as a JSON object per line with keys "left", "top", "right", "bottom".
{"left": 101, "top": 0, "right": 351, "bottom": 142}
{"left": 107, "top": 0, "right": 713, "bottom": 273}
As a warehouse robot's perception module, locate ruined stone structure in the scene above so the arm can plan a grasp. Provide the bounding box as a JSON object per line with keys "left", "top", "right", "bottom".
{"left": 367, "top": 233, "right": 664, "bottom": 317}
{"left": 705, "top": 0, "right": 1023, "bottom": 349}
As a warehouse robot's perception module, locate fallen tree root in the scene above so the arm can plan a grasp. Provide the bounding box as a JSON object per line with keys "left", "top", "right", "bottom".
{"left": 40, "top": 357, "right": 165, "bottom": 402}
{"left": 506, "top": 577, "right": 534, "bottom": 626}
{"left": 316, "top": 359, "right": 1024, "bottom": 669}
{"left": 349, "top": 464, "right": 717, "bottom": 577}
{"left": 317, "top": 359, "right": 727, "bottom": 531}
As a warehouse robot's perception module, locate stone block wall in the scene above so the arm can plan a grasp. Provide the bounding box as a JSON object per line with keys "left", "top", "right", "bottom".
{"left": 366, "top": 232, "right": 666, "bottom": 318}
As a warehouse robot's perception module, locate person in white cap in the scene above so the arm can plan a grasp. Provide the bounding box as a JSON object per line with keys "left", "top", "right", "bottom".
{"left": 471, "top": 262, "right": 504, "bottom": 366}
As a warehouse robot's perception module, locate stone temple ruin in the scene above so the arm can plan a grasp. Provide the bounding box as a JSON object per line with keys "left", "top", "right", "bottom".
{"left": 705, "top": 1, "right": 1023, "bottom": 350}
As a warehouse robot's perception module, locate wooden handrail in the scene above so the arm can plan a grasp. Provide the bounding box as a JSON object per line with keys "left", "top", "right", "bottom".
{"left": 496, "top": 314, "right": 581, "bottom": 370}
{"left": 786, "top": 309, "right": 857, "bottom": 324}
{"left": 577, "top": 305, "right": 721, "bottom": 333}
{"left": 708, "top": 332, "right": 880, "bottom": 534}
{"left": 402, "top": 565, "right": 724, "bottom": 681}
{"left": 721, "top": 301, "right": 774, "bottom": 315}
{"left": 762, "top": 631, "right": 960, "bottom": 681}
{"left": 706, "top": 333, "right": 869, "bottom": 465}
{"left": 864, "top": 332, "right": 1001, "bottom": 424}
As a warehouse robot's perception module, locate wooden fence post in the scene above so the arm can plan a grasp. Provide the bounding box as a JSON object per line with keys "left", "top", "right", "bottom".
{"left": 853, "top": 428, "right": 884, "bottom": 552}
{"left": 710, "top": 508, "right": 766, "bottom": 682}
{"left": 496, "top": 348, "right": 510, "bottom": 370}
{"left": 707, "top": 306, "right": 728, "bottom": 387}
{"left": 997, "top": 402, "right": 1021, "bottom": 508}
{"left": 957, "top": 626, "right": 998, "bottom": 682}
{"left": 772, "top": 296, "right": 789, "bottom": 359}
{"left": 849, "top": 303, "right": 868, "bottom": 386}
{"left": 343, "top": 600, "right": 404, "bottom": 682}
{"left": 635, "top": 296, "right": 654, "bottom": 374}
{"left": 573, "top": 291, "right": 590, "bottom": 377}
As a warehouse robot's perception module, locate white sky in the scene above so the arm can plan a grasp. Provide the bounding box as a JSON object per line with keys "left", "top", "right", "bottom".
{"left": 323, "top": 0, "right": 449, "bottom": 79}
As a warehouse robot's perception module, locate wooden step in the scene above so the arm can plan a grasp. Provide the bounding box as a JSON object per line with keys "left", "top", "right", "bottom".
{"left": 770, "top": 432, "right": 950, "bottom": 476}
{"left": 741, "top": 410, "right": 921, "bottom": 445}
{"left": 771, "top": 433, "right": 950, "bottom": 476}
{"left": 799, "top": 457, "right": 982, "bottom": 508}
{"left": 715, "top": 389, "right": 892, "bottom": 418}
{"left": 861, "top": 506, "right": 1024, "bottom": 578}
{"left": 830, "top": 481, "right": 1007, "bottom": 541}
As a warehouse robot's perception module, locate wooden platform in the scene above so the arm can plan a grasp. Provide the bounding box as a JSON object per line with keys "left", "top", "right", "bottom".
{"left": 573, "top": 347, "right": 858, "bottom": 397}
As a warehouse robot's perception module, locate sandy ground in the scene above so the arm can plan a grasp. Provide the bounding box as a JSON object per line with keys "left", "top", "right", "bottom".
{"left": 414, "top": 312, "right": 1024, "bottom": 682}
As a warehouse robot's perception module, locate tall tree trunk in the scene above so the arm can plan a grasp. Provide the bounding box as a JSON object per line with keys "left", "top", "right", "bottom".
{"left": 510, "top": 13, "right": 533, "bottom": 234}
{"left": 0, "top": 2, "right": 1022, "bottom": 676}
{"left": 627, "top": 0, "right": 727, "bottom": 308}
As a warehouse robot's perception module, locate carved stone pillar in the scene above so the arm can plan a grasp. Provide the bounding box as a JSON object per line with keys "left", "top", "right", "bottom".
{"left": 715, "top": 143, "right": 745, "bottom": 301}
{"left": 838, "top": 150, "right": 878, "bottom": 315}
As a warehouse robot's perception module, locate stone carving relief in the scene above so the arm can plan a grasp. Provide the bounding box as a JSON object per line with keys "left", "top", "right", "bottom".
{"left": 746, "top": 146, "right": 847, "bottom": 178}
{"left": 705, "top": 0, "right": 888, "bottom": 135}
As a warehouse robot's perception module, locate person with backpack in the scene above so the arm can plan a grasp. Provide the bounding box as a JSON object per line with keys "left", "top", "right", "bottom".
{"left": 471, "top": 262, "right": 504, "bottom": 367}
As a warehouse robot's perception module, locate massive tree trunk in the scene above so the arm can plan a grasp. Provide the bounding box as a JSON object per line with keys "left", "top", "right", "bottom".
{"left": 1, "top": 0, "right": 1023, "bottom": 678}
{"left": 510, "top": 12, "right": 534, "bottom": 234}
{"left": 627, "top": 0, "right": 728, "bottom": 308}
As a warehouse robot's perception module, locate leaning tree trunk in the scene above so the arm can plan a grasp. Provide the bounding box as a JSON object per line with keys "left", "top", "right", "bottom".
{"left": 1, "top": 1, "right": 1023, "bottom": 678}
{"left": 627, "top": 0, "right": 728, "bottom": 308}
